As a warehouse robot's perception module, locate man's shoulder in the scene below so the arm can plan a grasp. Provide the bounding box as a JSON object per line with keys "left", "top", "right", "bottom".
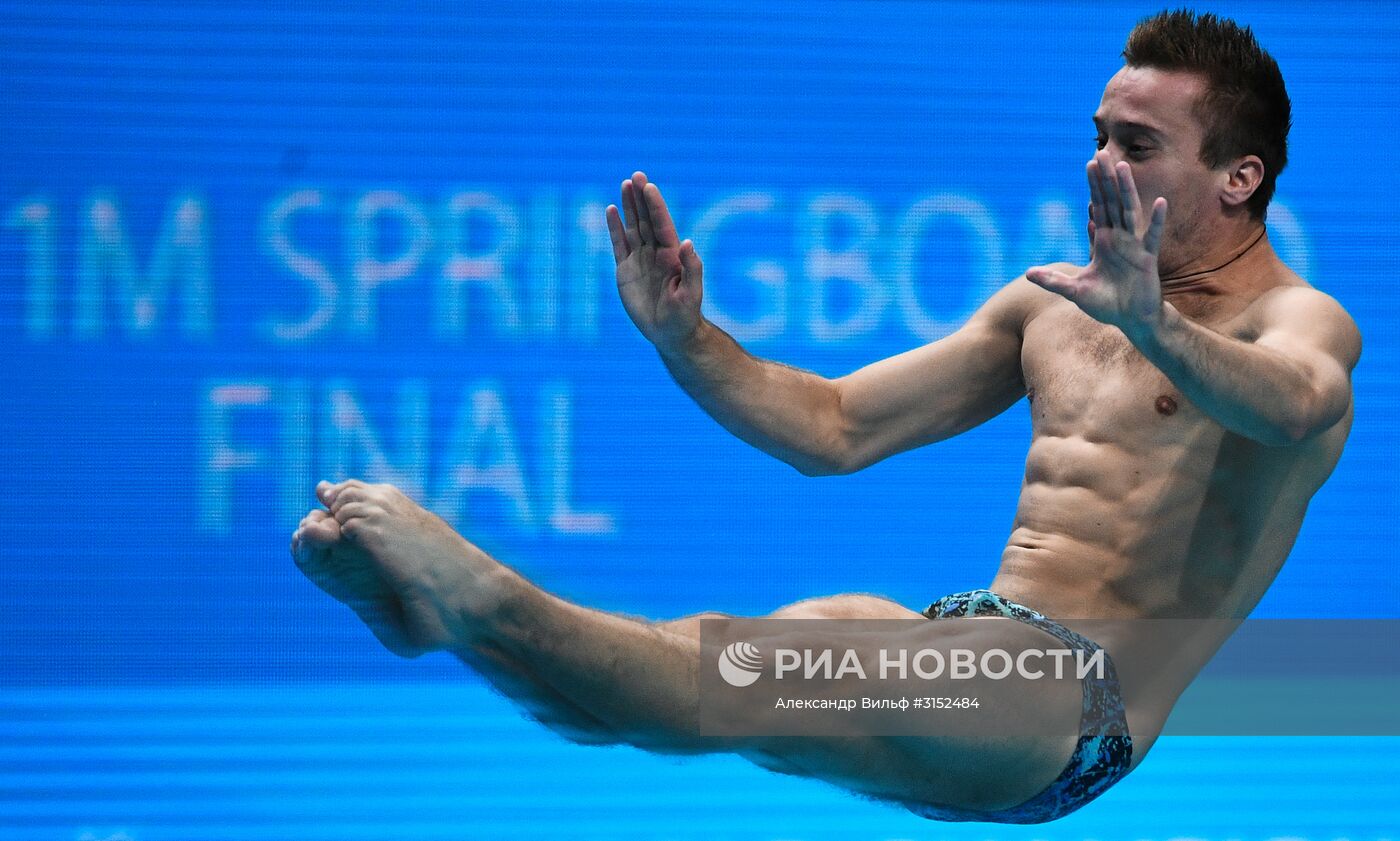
{"left": 1244, "top": 283, "right": 1362, "bottom": 370}
{"left": 1246, "top": 282, "right": 1357, "bottom": 332}
{"left": 1248, "top": 281, "right": 1347, "bottom": 311}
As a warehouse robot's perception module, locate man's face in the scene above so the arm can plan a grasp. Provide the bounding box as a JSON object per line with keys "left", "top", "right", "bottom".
{"left": 1093, "top": 65, "right": 1223, "bottom": 273}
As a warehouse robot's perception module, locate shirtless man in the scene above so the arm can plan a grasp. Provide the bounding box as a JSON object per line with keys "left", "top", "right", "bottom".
{"left": 290, "top": 10, "right": 1361, "bottom": 824}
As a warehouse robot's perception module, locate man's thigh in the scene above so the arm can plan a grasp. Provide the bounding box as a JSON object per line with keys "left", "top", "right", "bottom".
{"left": 654, "top": 592, "right": 924, "bottom": 640}
{"left": 742, "top": 614, "right": 1085, "bottom": 812}
{"left": 657, "top": 595, "right": 1086, "bottom": 809}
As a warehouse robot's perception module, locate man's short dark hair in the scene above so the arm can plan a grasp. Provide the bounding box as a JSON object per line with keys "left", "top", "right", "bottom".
{"left": 1123, "top": 9, "right": 1291, "bottom": 221}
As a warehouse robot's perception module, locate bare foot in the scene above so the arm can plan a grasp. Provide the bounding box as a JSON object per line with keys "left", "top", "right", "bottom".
{"left": 291, "top": 507, "right": 424, "bottom": 656}
{"left": 291, "top": 480, "right": 510, "bottom": 656}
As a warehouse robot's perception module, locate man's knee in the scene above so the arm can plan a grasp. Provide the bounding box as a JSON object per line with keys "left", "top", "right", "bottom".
{"left": 770, "top": 593, "right": 919, "bottom": 620}
{"left": 656, "top": 610, "right": 736, "bottom": 640}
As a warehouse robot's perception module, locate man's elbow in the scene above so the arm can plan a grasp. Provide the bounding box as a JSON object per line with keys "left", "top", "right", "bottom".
{"left": 791, "top": 428, "right": 863, "bottom": 477}
{"left": 791, "top": 449, "right": 859, "bottom": 477}
{"left": 1267, "top": 415, "right": 1324, "bottom": 449}
{"left": 1269, "top": 419, "right": 1312, "bottom": 448}
{"left": 793, "top": 460, "right": 837, "bottom": 477}
{"left": 1276, "top": 384, "right": 1351, "bottom": 447}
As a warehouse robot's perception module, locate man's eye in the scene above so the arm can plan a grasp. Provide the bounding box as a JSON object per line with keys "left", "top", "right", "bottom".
{"left": 1128, "top": 144, "right": 1151, "bottom": 156}
{"left": 1094, "top": 136, "right": 1107, "bottom": 149}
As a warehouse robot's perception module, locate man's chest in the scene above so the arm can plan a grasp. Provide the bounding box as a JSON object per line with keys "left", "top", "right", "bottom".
{"left": 1019, "top": 302, "right": 1220, "bottom": 446}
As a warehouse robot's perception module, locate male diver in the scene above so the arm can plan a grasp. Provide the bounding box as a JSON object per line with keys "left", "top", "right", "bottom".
{"left": 291, "top": 10, "right": 1360, "bottom": 822}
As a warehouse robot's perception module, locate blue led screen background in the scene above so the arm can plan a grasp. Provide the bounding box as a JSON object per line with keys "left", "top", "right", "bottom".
{"left": 1, "top": 2, "right": 1397, "bottom": 838}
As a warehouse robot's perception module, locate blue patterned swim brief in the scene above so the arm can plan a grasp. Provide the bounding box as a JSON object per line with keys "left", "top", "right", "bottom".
{"left": 903, "top": 588, "right": 1133, "bottom": 824}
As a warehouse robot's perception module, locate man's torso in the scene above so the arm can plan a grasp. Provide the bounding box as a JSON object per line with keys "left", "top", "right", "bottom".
{"left": 982, "top": 243, "right": 1353, "bottom": 762}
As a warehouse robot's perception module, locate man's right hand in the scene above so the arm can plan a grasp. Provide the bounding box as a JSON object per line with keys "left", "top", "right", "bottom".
{"left": 607, "top": 171, "right": 705, "bottom": 355}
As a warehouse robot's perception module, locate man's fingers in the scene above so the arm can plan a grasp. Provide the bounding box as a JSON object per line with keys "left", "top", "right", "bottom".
{"left": 1095, "top": 152, "right": 1121, "bottom": 227}
{"left": 1144, "top": 197, "right": 1168, "bottom": 255}
{"left": 605, "top": 205, "right": 629, "bottom": 263}
{"left": 1025, "top": 266, "right": 1078, "bottom": 300}
{"left": 1116, "top": 162, "right": 1140, "bottom": 234}
{"left": 1087, "top": 160, "right": 1108, "bottom": 230}
{"left": 621, "top": 180, "right": 642, "bottom": 248}
{"left": 679, "top": 239, "right": 703, "bottom": 287}
{"left": 1103, "top": 152, "right": 1124, "bottom": 227}
{"left": 616, "top": 171, "right": 676, "bottom": 250}
{"left": 643, "top": 182, "right": 680, "bottom": 247}
{"left": 631, "top": 171, "right": 655, "bottom": 245}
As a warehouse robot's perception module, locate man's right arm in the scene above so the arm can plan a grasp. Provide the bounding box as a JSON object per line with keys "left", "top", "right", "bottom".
{"left": 654, "top": 319, "right": 849, "bottom": 476}
{"left": 608, "top": 171, "right": 1044, "bottom": 476}
{"left": 657, "top": 278, "right": 1043, "bottom": 475}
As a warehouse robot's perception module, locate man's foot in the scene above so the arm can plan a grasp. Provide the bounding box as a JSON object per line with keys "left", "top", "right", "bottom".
{"left": 291, "top": 480, "right": 513, "bottom": 656}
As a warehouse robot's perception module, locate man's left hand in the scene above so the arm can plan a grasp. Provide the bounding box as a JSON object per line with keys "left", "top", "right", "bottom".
{"left": 1025, "top": 150, "right": 1169, "bottom": 338}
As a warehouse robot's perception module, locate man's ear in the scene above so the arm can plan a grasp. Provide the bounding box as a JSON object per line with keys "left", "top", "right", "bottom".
{"left": 1221, "top": 155, "right": 1265, "bottom": 211}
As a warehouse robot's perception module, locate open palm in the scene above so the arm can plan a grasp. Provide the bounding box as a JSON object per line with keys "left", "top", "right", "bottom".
{"left": 1026, "top": 150, "right": 1168, "bottom": 334}
{"left": 607, "top": 172, "right": 704, "bottom": 352}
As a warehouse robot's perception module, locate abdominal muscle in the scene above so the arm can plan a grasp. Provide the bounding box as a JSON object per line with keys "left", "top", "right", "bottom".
{"left": 990, "top": 424, "right": 1226, "bottom": 610}
{"left": 980, "top": 429, "right": 1240, "bottom": 769}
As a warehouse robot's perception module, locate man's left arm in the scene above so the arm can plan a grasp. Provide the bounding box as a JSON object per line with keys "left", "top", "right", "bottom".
{"left": 1124, "top": 287, "right": 1361, "bottom": 446}
{"left": 1026, "top": 152, "right": 1361, "bottom": 447}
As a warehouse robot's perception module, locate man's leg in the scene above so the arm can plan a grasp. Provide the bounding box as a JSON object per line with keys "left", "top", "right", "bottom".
{"left": 485, "top": 584, "right": 1080, "bottom": 811}
{"left": 297, "top": 499, "right": 911, "bottom": 749}
{"left": 453, "top": 597, "right": 919, "bottom": 746}
{"left": 657, "top": 593, "right": 923, "bottom": 637}
{"left": 456, "top": 639, "right": 622, "bottom": 745}
{"left": 299, "top": 481, "right": 1081, "bottom": 813}
{"left": 462, "top": 594, "right": 920, "bottom": 749}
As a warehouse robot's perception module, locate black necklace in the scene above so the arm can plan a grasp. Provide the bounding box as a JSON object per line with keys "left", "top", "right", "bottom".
{"left": 1160, "top": 226, "right": 1267, "bottom": 285}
